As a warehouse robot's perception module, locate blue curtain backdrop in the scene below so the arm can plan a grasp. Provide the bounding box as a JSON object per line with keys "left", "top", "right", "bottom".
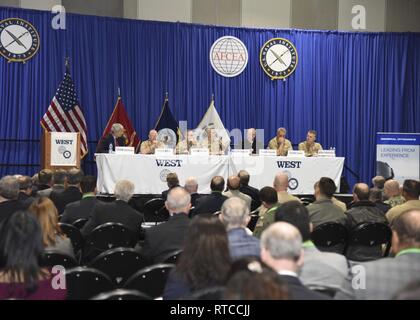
{"left": 1, "top": 6, "right": 419, "bottom": 188}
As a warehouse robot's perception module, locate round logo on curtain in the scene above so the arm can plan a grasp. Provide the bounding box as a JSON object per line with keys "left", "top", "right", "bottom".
{"left": 210, "top": 36, "right": 248, "bottom": 77}
{"left": 260, "top": 38, "right": 298, "bottom": 80}
{"left": 0, "top": 18, "right": 40, "bottom": 63}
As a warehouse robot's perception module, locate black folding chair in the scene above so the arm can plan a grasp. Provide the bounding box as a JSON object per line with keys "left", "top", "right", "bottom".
{"left": 300, "top": 197, "right": 314, "bottom": 206}
{"left": 311, "top": 222, "right": 348, "bottom": 254}
{"left": 89, "top": 248, "right": 151, "bottom": 286}
{"left": 73, "top": 218, "right": 88, "bottom": 229}
{"left": 91, "top": 289, "right": 152, "bottom": 300}
{"left": 345, "top": 222, "right": 392, "bottom": 261}
{"left": 65, "top": 267, "right": 115, "bottom": 300}
{"left": 59, "top": 223, "right": 84, "bottom": 253}
{"left": 156, "top": 206, "right": 170, "bottom": 222}
{"left": 161, "top": 249, "right": 182, "bottom": 264}
{"left": 124, "top": 263, "right": 175, "bottom": 299}
{"left": 40, "top": 250, "right": 78, "bottom": 269}
{"left": 143, "top": 198, "right": 165, "bottom": 223}
{"left": 84, "top": 222, "right": 138, "bottom": 259}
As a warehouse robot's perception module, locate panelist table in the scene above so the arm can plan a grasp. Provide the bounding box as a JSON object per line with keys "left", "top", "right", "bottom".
{"left": 96, "top": 154, "right": 345, "bottom": 195}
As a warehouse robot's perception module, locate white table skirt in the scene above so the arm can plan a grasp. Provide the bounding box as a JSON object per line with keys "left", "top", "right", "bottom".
{"left": 96, "top": 154, "right": 345, "bottom": 195}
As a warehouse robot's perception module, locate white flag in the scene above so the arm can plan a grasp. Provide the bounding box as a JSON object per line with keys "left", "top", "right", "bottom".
{"left": 195, "top": 99, "right": 231, "bottom": 152}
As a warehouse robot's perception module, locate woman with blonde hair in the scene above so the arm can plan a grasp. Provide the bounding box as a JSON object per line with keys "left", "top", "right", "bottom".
{"left": 28, "top": 197, "right": 75, "bottom": 259}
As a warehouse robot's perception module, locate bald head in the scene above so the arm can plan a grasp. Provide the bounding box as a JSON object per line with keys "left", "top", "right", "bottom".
{"left": 353, "top": 183, "right": 370, "bottom": 201}
{"left": 227, "top": 176, "right": 240, "bottom": 191}
{"left": 238, "top": 170, "right": 250, "bottom": 186}
{"left": 261, "top": 222, "right": 302, "bottom": 260}
{"left": 274, "top": 173, "right": 289, "bottom": 192}
{"left": 392, "top": 209, "right": 420, "bottom": 253}
{"left": 210, "top": 176, "right": 225, "bottom": 192}
{"left": 149, "top": 130, "right": 158, "bottom": 141}
{"left": 384, "top": 179, "right": 401, "bottom": 198}
{"left": 0, "top": 175, "right": 19, "bottom": 201}
{"left": 166, "top": 187, "right": 191, "bottom": 214}
{"left": 184, "top": 177, "right": 198, "bottom": 194}
{"left": 221, "top": 197, "right": 250, "bottom": 229}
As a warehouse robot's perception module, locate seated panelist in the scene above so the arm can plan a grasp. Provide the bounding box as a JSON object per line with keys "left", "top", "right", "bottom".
{"left": 268, "top": 127, "right": 293, "bottom": 156}
{"left": 139, "top": 129, "right": 165, "bottom": 154}
{"left": 298, "top": 130, "right": 323, "bottom": 157}
{"left": 96, "top": 123, "right": 130, "bottom": 153}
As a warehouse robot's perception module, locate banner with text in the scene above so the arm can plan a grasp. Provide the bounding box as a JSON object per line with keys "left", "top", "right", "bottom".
{"left": 50, "top": 132, "right": 79, "bottom": 166}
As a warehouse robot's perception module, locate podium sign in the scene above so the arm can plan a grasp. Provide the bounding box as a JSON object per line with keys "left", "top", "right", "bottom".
{"left": 42, "top": 131, "right": 81, "bottom": 169}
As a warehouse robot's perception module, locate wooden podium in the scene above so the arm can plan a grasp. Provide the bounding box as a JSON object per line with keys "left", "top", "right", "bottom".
{"left": 41, "top": 131, "right": 81, "bottom": 170}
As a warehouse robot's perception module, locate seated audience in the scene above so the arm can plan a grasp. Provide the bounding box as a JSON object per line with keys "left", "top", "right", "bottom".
{"left": 275, "top": 201, "right": 349, "bottom": 296}
{"left": 386, "top": 180, "right": 420, "bottom": 224}
{"left": 17, "top": 176, "right": 35, "bottom": 209}
{"left": 61, "top": 175, "right": 98, "bottom": 225}
{"left": 81, "top": 180, "right": 144, "bottom": 237}
{"left": 163, "top": 215, "right": 231, "bottom": 299}
{"left": 50, "top": 168, "right": 83, "bottom": 214}
{"left": 184, "top": 177, "right": 201, "bottom": 207}
{"left": 345, "top": 183, "right": 388, "bottom": 261}
{"left": 161, "top": 172, "right": 180, "bottom": 201}
{"left": 220, "top": 197, "right": 260, "bottom": 260}
{"left": 238, "top": 170, "right": 261, "bottom": 208}
{"left": 384, "top": 179, "right": 405, "bottom": 208}
{"left": 36, "top": 169, "right": 53, "bottom": 192}
{"left": 28, "top": 197, "right": 75, "bottom": 259}
{"left": 260, "top": 222, "right": 329, "bottom": 300}
{"left": 369, "top": 188, "right": 391, "bottom": 215}
{"left": 0, "top": 176, "right": 24, "bottom": 225}
{"left": 37, "top": 169, "right": 66, "bottom": 198}
{"left": 0, "top": 211, "right": 67, "bottom": 300}
{"left": 141, "top": 187, "right": 191, "bottom": 263}
{"left": 223, "top": 176, "right": 252, "bottom": 210}
{"left": 372, "top": 175, "right": 386, "bottom": 196}
{"left": 273, "top": 173, "right": 301, "bottom": 204}
{"left": 253, "top": 187, "right": 279, "bottom": 238}
{"left": 336, "top": 209, "right": 420, "bottom": 300}
{"left": 194, "top": 176, "right": 228, "bottom": 216}
{"left": 307, "top": 178, "right": 347, "bottom": 228}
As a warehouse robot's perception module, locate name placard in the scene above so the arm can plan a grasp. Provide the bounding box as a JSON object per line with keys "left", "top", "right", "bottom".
{"left": 230, "top": 149, "right": 252, "bottom": 156}
{"left": 190, "top": 148, "right": 210, "bottom": 156}
{"left": 287, "top": 150, "right": 305, "bottom": 157}
{"left": 317, "top": 150, "right": 336, "bottom": 158}
{"left": 259, "top": 149, "right": 277, "bottom": 157}
{"left": 115, "top": 146, "right": 135, "bottom": 155}
{"left": 155, "top": 148, "right": 174, "bottom": 156}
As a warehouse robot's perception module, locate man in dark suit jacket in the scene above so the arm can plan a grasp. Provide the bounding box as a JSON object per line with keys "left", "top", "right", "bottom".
{"left": 261, "top": 222, "right": 329, "bottom": 300}
{"left": 17, "top": 176, "right": 35, "bottom": 209}
{"left": 184, "top": 177, "right": 202, "bottom": 207}
{"left": 142, "top": 187, "right": 191, "bottom": 263}
{"left": 61, "top": 175, "right": 98, "bottom": 225}
{"left": 161, "top": 172, "right": 180, "bottom": 201}
{"left": 238, "top": 170, "right": 261, "bottom": 209}
{"left": 81, "top": 180, "right": 144, "bottom": 237}
{"left": 193, "top": 176, "right": 228, "bottom": 216}
{"left": 50, "top": 168, "right": 83, "bottom": 214}
{"left": 36, "top": 169, "right": 53, "bottom": 192}
{"left": 96, "top": 123, "right": 128, "bottom": 153}
{"left": 0, "top": 176, "right": 25, "bottom": 225}
{"left": 235, "top": 128, "right": 264, "bottom": 154}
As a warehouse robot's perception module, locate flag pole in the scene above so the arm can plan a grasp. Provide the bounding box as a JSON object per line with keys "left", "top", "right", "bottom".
{"left": 118, "top": 87, "right": 121, "bottom": 98}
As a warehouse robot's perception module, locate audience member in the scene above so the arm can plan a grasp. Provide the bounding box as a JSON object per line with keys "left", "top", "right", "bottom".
{"left": 238, "top": 170, "right": 261, "bottom": 208}
{"left": 384, "top": 179, "right": 405, "bottom": 208}
{"left": 0, "top": 176, "right": 24, "bottom": 225}
{"left": 386, "top": 180, "right": 420, "bottom": 224}
{"left": 194, "top": 176, "right": 228, "bottom": 215}
{"left": 184, "top": 177, "right": 201, "bottom": 207}
{"left": 162, "top": 172, "right": 180, "bottom": 201}
{"left": 223, "top": 176, "right": 252, "bottom": 209}
{"left": 37, "top": 169, "right": 66, "bottom": 198}
{"left": 253, "top": 187, "right": 279, "bottom": 238}
{"left": 369, "top": 188, "right": 391, "bottom": 215}
{"left": 50, "top": 168, "right": 83, "bottom": 214}
{"left": 273, "top": 173, "right": 301, "bottom": 204}
{"left": 17, "top": 176, "right": 35, "bottom": 209}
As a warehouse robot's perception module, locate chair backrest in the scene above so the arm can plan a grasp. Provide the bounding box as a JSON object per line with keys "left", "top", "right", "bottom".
{"left": 73, "top": 218, "right": 88, "bottom": 229}
{"left": 41, "top": 250, "right": 78, "bottom": 269}
{"left": 65, "top": 267, "right": 115, "bottom": 300}
{"left": 250, "top": 199, "right": 259, "bottom": 212}
{"left": 161, "top": 249, "right": 183, "bottom": 264}
{"left": 300, "top": 197, "right": 314, "bottom": 206}
{"left": 247, "top": 214, "right": 260, "bottom": 232}
{"left": 58, "top": 223, "right": 84, "bottom": 253}
{"left": 85, "top": 222, "right": 137, "bottom": 252}
{"left": 188, "top": 286, "right": 225, "bottom": 300}
{"left": 91, "top": 289, "right": 152, "bottom": 300}
{"left": 123, "top": 263, "right": 175, "bottom": 299}
{"left": 156, "top": 206, "right": 170, "bottom": 222}
{"left": 312, "top": 222, "right": 348, "bottom": 248}
{"left": 349, "top": 223, "right": 392, "bottom": 246}
{"left": 144, "top": 198, "right": 165, "bottom": 215}
{"left": 88, "top": 247, "right": 151, "bottom": 286}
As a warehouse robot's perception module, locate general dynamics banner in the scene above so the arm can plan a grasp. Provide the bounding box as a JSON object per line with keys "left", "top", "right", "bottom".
{"left": 376, "top": 133, "right": 420, "bottom": 184}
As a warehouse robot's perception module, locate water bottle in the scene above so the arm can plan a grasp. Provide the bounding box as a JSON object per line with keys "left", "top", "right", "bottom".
{"left": 108, "top": 143, "right": 113, "bottom": 154}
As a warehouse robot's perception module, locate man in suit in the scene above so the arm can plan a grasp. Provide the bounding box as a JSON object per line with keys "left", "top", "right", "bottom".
{"left": 161, "top": 172, "right": 180, "bottom": 201}
{"left": 61, "top": 175, "right": 98, "bottom": 225}
{"left": 0, "top": 176, "right": 24, "bottom": 225}
{"left": 336, "top": 209, "right": 420, "bottom": 300}
{"left": 184, "top": 177, "right": 201, "bottom": 207}
{"left": 81, "top": 179, "right": 144, "bottom": 237}
{"left": 17, "top": 176, "right": 35, "bottom": 209}
{"left": 273, "top": 172, "right": 301, "bottom": 204}
{"left": 260, "top": 222, "right": 329, "bottom": 300}
{"left": 268, "top": 127, "right": 293, "bottom": 156}
{"left": 345, "top": 183, "right": 388, "bottom": 261}
{"left": 141, "top": 187, "right": 191, "bottom": 263}
{"left": 96, "top": 123, "right": 129, "bottom": 153}
{"left": 386, "top": 179, "right": 420, "bottom": 224}
{"left": 298, "top": 130, "right": 323, "bottom": 157}
{"left": 37, "top": 169, "right": 67, "bottom": 198}
{"left": 238, "top": 170, "right": 261, "bottom": 209}
{"left": 235, "top": 128, "right": 264, "bottom": 154}
{"left": 36, "top": 169, "right": 53, "bottom": 192}
{"left": 369, "top": 188, "right": 391, "bottom": 215}
{"left": 307, "top": 177, "right": 347, "bottom": 228}
{"left": 275, "top": 201, "right": 349, "bottom": 296}
{"left": 50, "top": 168, "right": 83, "bottom": 214}
{"left": 193, "top": 176, "right": 228, "bottom": 216}
{"left": 223, "top": 176, "right": 252, "bottom": 210}
{"left": 220, "top": 197, "right": 260, "bottom": 260}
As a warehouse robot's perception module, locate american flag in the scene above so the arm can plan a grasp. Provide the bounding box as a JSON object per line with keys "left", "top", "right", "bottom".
{"left": 41, "top": 66, "right": 88, "bottom": 157}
